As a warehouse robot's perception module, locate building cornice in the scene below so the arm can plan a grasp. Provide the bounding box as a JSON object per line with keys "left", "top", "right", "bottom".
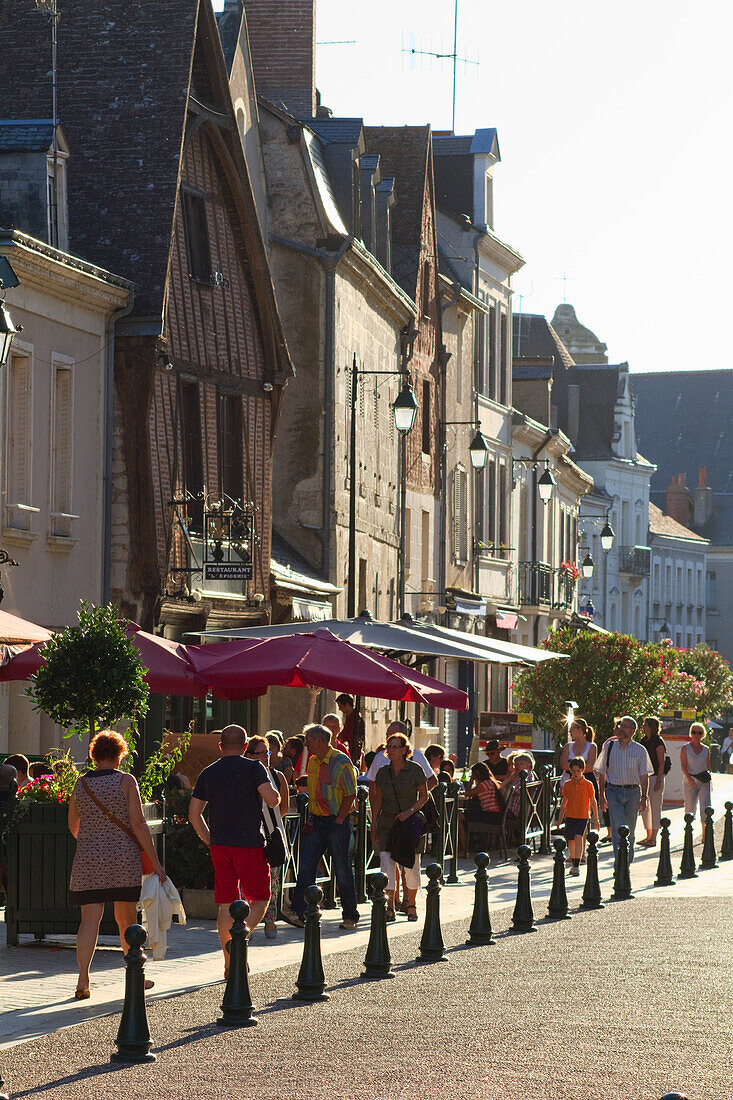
{"left": 342, "top": 239, "right": 417, "bottom": 324}
{"left": 0, "top": 230, "right": 132, "bottom": 313}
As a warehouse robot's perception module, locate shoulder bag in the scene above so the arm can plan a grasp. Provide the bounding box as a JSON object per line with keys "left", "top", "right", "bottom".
{"left": 261, "top": 776, "right": 288, "bottom": 867}
{"left": 386, "top": 768, "right": 427, "bottom": 867}
{"left": 81, "top": 777, "right": 155, "bottom": 875}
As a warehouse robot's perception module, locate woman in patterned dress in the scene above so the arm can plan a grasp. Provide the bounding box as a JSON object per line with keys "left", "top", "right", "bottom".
{"left": 68, "top": 730, "right": 165, "bottom": 999}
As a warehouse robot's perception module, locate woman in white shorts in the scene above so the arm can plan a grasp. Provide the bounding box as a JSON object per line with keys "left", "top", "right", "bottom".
{"left": 680, "top": 722, "right": 712, "bottom": 831}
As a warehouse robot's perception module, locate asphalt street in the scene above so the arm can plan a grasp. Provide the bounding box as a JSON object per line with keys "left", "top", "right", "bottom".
{"left": 1, "top": 892, "right": 731, "bottom": 1100}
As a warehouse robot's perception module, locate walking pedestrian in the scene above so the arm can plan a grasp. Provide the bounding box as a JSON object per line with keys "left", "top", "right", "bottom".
{"left": 718, "top": 729, "right": 732, "bottom": 774}
{"left": 639, "top": 716, "right": 668, "bottom": 847}
{"left": 680, "top": 722, "right": 712, "bottom": 831}
{"left": 290, "top": 724, "right": 360, "bottom": 930}
{"left": 244, "top": 736, "right": 290, "bottom": 940}
{"left": 188, "top": 725, "right": 280, "bottom": 974}
{"left": 335, "top": 693, "right": 365, "bottom": 766}
{"left": 370, "top": 731, "right": 429, "bottom": 922}
{"left": 595, "top": 716, "right": 652, "bottom": 866}
{"left": 557, "top": 757, "right": 600, "bottom": 875}
{"left": 67, "top": 730, "right": 166, "bottom": 999}
{"left": 321, "top": 712, "right": 351, "bottom": 756}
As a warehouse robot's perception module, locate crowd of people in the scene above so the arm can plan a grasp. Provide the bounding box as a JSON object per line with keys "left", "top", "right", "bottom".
{"left": 0, "top": 702, "right": 724, "bottom": 998}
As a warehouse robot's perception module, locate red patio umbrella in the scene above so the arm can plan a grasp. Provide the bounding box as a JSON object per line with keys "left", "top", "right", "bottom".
{"left": 186, "top": 629, "right": 469, "bottom": 709}
{"left": 0, "top": 622, "right": 205, "bottom": 697}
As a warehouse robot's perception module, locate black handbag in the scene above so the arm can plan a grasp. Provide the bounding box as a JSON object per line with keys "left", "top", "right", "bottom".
{"left": 386, "top": 769, "right": 426, "bottom": 866}
{"left": 692, "top": 770, "right": 712, "bottom": 785}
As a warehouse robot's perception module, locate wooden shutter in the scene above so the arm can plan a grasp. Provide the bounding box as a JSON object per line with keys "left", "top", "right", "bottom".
{"left": 6, "top": 356, "right": 31, "bottom": 524}
{"left": 52, "top": 365, "right": 73, "bottom": 531}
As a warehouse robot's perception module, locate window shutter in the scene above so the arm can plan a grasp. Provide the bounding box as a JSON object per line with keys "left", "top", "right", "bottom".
{"left": 459, "top": 467, "right": 468, "bottom": 562}
{"left": 7, "top": 356, "right": 31, "bottom": 521}
{"left": 451, "top": 469, "right": 459, "bottom": 562}
{"left": 53, "top": 366, "right": 73, "bottom": 517}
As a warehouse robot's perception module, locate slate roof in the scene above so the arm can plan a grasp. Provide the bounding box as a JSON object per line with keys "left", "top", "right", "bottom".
{"left": 363, "top": 125, "right": 432, "bottom": 301}
{"left": 513, "top": 313, "right": 575, "bottom": 369}
{"left": 513, "top": 362, "right": 553, "bottom": 380}
{"left": 0, "top": 0, "right": 199, "bottom": 318}
{"left": 271, "top": 533, "right": 340, "bottom": 595}
{"left": 554, "top": 363, "right": 622, "bottom": 460}
{"left": 650, "top": 489, "right": 733, "bottom": 547}
{"left": 649, "top": 501, "right": 707, "bottom": 543}
{"left": 632, "top": 370, "right": 733, "bottom": 495}
{"left": 305, "top": 118, "right": 364, "bottom": 145}
{"left": 0, "top": 120, "right": 54, "bottom": 152}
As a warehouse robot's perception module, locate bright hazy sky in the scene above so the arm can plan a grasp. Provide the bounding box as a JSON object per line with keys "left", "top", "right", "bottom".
{"left": 219, "top": 0, "right": 732, "bottom": 374}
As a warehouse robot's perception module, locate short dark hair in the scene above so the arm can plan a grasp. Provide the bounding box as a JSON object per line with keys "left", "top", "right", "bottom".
{"left": 4, "top": 753, "right": 29, "bottom": 776}
{"left": 424, "top": 743, "right": 445, "bottom": 763}
{"left": 569, "top": 756, "right": 586, "bottom": 772}
{"left": 335, "top": 693, "right": 354, "bottom": 707}
{"left": 471, "top": 762, "right": 491, "bottom": 781}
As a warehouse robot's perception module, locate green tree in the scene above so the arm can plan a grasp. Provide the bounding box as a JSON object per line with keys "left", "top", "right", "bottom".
{"left": 27, "top": 601, "right": 149, "bottom": 743}
{"left": 512, "top": 626, "right": 673, "bottom": 747}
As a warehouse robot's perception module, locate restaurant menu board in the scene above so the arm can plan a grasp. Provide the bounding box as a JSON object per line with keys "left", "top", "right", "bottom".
{"left": 659, "top": 709, "right": 697, "bottom": 738}
{"left": 478, "top": 711, "right": 534, "bottom": 747}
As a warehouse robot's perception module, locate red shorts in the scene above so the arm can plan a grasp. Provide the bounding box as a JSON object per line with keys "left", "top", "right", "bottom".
{"left": 209, "top": 845, "right": 271, "bottom": 904}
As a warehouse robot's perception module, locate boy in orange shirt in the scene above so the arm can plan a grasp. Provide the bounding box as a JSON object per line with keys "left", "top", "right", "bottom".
{"left": 557, "top": 757, "right": 600, "bottom": 875}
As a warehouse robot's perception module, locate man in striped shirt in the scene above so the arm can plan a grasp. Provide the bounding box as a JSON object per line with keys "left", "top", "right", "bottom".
{"left": 595, "top": 716, "right": 652, "bottom": 867}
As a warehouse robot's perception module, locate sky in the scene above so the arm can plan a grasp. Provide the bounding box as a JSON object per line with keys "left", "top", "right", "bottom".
{"left": 218, "top": 0, "right": 733, "bottom": 374}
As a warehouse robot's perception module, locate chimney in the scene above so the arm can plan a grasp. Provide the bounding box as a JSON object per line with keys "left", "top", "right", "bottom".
{"left": 242, "top": 0, "right": 316, "bottom": 118}
{"left": 665, "top": 473, "right": 692, "bottom": 527}
{"left": 694, "top": 465, "right": 713, "bottom": 526}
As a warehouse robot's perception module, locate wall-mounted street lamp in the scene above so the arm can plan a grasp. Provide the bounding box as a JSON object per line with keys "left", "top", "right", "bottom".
{"left": 600, "top": 517, "right": 615, "bottom": 552}
{"left": 442, "top": 420, "right": 489, "bottom": 469}
{"left": 512, "top": 456, "right": 556, "bottom": 505}
{"left": 581, "top": 551, "right": 595, "bottom": 579}
{"left": 348, "top": 354, "right": 417, "bottom": 619}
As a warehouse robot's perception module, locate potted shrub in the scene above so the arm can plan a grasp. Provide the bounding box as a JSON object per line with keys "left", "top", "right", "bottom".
{"left": 4, "top": 602, "right": 187, "bottom": 944}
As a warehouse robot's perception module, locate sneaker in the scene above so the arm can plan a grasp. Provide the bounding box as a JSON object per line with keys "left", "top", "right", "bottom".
{"left": 338, "top": 919, "right": 358, "bottom": 930}
{"left": 569, "top": 866, "right": 580, "bottom": 877}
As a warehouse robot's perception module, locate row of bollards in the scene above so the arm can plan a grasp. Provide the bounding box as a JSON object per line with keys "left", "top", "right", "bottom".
{"left": 104, "top": 802, "right": 733, "bottom": 1071}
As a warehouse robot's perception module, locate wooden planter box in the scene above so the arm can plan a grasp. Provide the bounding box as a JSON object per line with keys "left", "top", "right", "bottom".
{"left": 4, "top": 799, "right": 164, "bottom": 946}
{"left": 180, "top": 888, "right": 218, "bottom": 920}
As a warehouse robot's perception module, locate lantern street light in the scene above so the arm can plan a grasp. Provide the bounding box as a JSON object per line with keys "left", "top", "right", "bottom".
{"left": 347, "top": 354, "right": 417, "bottom": 619}
{"left": 600, "top": 518, "right": 615, "bottom": 552}
{"left": 537, "top": 463, "right": 556, "bottom": 504}
{"left": 581, "top": 552, "right": 594, "bottom": 580}
{"left": 468, "top": 429, "right": 489, "bottom": 470}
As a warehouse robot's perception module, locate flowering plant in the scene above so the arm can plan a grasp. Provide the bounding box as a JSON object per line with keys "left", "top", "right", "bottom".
{"left": 559, "top": 560, "right": 579, "bottom": 580}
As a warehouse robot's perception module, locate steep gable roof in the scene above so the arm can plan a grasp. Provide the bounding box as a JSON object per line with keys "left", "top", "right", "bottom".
{"left": 633, "top": 369, "right": 733, "bottom": 495}
{"left": 513, "top": 312, "right": 575, "bottom": 369}
{"left": 649, "top": 501, "right": 707, "bottom": 543}
{"left": 363, "top": 124, "right": 431, "bottom": 300}
{"left": 0, "top": 0, "right": 200, "bottom": 318}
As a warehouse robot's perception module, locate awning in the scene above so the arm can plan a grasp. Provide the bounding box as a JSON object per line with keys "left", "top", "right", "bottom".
{"left": 186, "top": 611, "right": 515, "bottom": 664}
{"left": 495, "top": 610, "right": 518, "bottom": 630}
{"left": 291, "top": 597, "right": 332, "bottom": 621}
{"left": 399, "top": 616, "right": 568, "bottom": 664}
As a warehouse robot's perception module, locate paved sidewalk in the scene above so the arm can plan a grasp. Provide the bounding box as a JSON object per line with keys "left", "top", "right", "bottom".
{"left": 1, "top": 773, "right": 731, "bottom": 1051}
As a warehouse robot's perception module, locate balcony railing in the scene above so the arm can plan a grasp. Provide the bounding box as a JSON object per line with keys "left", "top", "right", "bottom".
{"left": 619, "top": 545, "right": 651, "bottom": 577}
{"left": 518, "top": 562, "right": 576, "bottom": 611}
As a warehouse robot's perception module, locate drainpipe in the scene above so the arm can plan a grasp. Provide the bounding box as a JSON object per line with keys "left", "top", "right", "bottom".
{"left": 439, "top": 281, "right": 463, "bottom": 623}
{"left": 102, "top": 292, "right": 135, "bottom": 605}
{"left": 530, "top": 428, "right": 558, "bottom": 646}
{"left": 269, "top": 233, "right": 352, "bottom": 588}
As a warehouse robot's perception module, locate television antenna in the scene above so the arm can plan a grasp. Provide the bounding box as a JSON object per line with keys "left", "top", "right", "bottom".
{"left": 402, "top": 0, "right": 478, "bottom": 132}
{"left": 33, "top": 0, "right": 60, "bottom": 249}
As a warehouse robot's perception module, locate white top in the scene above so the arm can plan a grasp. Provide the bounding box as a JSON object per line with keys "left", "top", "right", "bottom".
{"left": 720, "top": 736, "right": 733, "bottom": 755}
{"left": 366, "top": 747, "right": 434, "bottom": 782}
{"left": 683, "top": 742, "right": 710, "bottom": 780}
{"left": 595, "top": 738, "right": 652, "bottom": 786}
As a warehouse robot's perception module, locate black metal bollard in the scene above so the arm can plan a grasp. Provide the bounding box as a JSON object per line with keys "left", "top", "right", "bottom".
{"left": 218, "top": 900, "right": 257, "bottom": 1027}
{"left": 547, "top": 836, "right": 571, "bottom": 920}
{"left": 293, "top": 884, "right": 330, "bottom": 1001}
{"left": 678, "top": 812, "right": 698, "bottom": 879}
{"left": 580, "top": 830, "right": 604, "bottom": 910}
{"left": 611, "top": 825, "right": 633, "bottom": 900}
{"left": 654, "top": 818, "right": 675, "bottom": 886}
{"left": 417, "top": 863, "right": 448, "bottom": 962}
{"left": 111, "top": 924, "right": 156, "bottom": 1064}
{"left": 721, "top": 800, "right": 733, "bottom": 861}
{"left": 699, "top": 806, "right": 718, "bottom": 870}
{"left": 511, "top": 844, "right": 537, "bottom": 933}
{"left": 660, "top": 1093, "right": 688, "bottom": 1099}
{"left": 362, "top": 871, "right": 394, "bottom": 979}
{"left": 466, "top": 852, "right": 495, "bottom": 945}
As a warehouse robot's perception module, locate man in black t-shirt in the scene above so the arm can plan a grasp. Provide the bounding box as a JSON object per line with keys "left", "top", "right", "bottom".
{"left": 189, "top": 725, "right": 280, "bottom": 972}
{"left": 483, "top": 739, "right": 509, "bottom": 778}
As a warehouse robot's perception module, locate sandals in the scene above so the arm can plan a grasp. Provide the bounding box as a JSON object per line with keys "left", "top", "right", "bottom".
{"left": 385, "top": 906, "right": 396, "bottom": 923}
{"left": 74, "top": 988, "right": 90, "bottom": 1000}
{"left": 406, "top": 905, "right": 418, "bottom": 922}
